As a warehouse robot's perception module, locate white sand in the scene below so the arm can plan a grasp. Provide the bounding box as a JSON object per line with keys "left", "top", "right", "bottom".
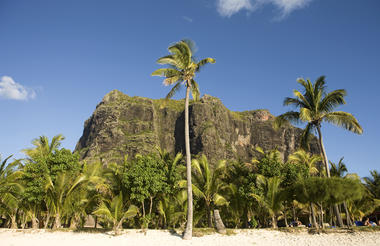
{"left": 1, "top": 229, "right": 379, "bottom": 246}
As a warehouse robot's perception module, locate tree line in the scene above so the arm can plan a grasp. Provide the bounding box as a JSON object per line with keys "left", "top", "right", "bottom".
{"left": 0, "top": 136, "right": 379, "bottom": 233}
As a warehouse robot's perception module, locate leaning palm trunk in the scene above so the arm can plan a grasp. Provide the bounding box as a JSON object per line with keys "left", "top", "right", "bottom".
{"left": 310, "top": 202, "right": 319, "bottom": 232}
{"left": 317, "top": 126, "right": 344, "bottom": 227}
{"left": 213, "top": 209, "right": 226, "bottom": 234}
{"left": 271, "top": 215, "right": 278, "bottom": 229}
{"left": 44, "top": 213, "right": 50, "bottom": 229}
{"left": 343, "top": 201, "right": 351, "bottom": 228}
{"left": 183, "top": 84, "right": 193, "bottom": 240}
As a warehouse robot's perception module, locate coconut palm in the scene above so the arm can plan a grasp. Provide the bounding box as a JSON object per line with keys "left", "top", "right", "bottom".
{"left": 22, "top": 134, "right": 65, "bottom": 159}
{"left": 184, "top": 155, "right": 228, "bottom": 233}
{"left": 157, "top": 190, "right": 187, "bottom": 229}
{"left": 0, "top": 156, "right": 23, "bottom": 203}
{"left": 251, "top": 175, "right": 284, "bottom": 228}
{"left": 274, "top": 76, "right": 363, "bottom": 227}
{"left": 152, "top": 39, "right": 215, "bottom": 239}
{"left": 45, "top": 172, "right": 87, "bottom": 228}
{"left": 0, "top": 156, "right": 23, "bottom": 228}
{"left": 93, "top": 192, "right": 138, "bottom": 233}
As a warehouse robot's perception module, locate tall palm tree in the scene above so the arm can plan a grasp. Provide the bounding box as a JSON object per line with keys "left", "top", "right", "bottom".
{"left": 152, "top": 39, "right": 215, "bottom": 239}
{"left": 274, "top": 76, "right": 363, "bottom": 227}
{"left": 185, "top": 155, "right": 228, "bottom": 233}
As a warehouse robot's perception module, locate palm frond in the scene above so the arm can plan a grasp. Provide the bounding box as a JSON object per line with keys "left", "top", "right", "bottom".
{"left": 323, "top": 111, "right": 363, "bottom": 134}
{"left": 190, "top": 79, "right": 200, "bottom": 101}
{"left": 273, "top": 111, "right": 301, "bottom": 129}
{"left": 165, "top": 82, "right": 182, "bottom": 99}
{"left": 151, "top": 68, "right": 181, "bottom": 78}
{"left": 124, "top": 205, "right": 138, "bottom": 219}
{"left": 319, "top": 89, "right": 347, "bottom": 113}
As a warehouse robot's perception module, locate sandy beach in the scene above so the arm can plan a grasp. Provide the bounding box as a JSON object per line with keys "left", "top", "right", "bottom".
{"left": 1, "top": 229, "right": 379, "bottom": 246}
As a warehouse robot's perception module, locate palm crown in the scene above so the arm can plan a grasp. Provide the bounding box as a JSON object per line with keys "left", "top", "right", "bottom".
{"left": 151, "top": 39, "right": 215, "bottom": 100}
{"left": 274, "top": 76, "right": 363, "bottom": 148}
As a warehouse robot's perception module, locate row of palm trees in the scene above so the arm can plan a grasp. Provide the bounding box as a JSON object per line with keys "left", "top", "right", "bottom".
{"left": 1, "top": 136, "right": 379, "bottom": 233}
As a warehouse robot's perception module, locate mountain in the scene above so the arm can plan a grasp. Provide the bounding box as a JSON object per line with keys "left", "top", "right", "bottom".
{"left": 75, "top": 90, "right": 318, "bottom": 164}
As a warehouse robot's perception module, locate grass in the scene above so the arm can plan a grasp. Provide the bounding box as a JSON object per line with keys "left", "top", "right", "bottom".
{"left": 153, "top": 98, "right": 185, "bottom": 112}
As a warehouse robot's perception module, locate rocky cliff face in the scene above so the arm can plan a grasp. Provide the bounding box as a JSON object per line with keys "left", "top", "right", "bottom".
{"left": 75, "top": 90, "right": 318, "bottom": 165}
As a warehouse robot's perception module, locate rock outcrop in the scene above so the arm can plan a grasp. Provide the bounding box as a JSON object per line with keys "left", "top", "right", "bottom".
{"left": 75, "top": 90, "right": 318, "bottom": 165}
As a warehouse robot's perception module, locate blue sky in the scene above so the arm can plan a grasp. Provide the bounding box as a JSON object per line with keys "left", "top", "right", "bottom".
{"left": 0, "top": 0, "right": 379, "bottom": 177}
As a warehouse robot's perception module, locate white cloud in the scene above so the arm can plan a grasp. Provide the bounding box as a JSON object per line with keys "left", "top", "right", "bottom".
{"left": 216, "top": 0, "right": 313, "bottom": 18}
{"left": 0, "top": 76, "right": 36, "bottom": 100}
{"left": 182, "top": 16, "right": 193, "bottom": 23}
{"left": 217, "top": 0, "right": 253, "bottom": 17}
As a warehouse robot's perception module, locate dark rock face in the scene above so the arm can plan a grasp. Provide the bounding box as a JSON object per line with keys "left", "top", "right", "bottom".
{"left": 75, "top": 90, "right": 318, "bottom": 165}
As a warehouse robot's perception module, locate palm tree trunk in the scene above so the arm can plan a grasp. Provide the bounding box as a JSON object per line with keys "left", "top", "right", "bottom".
{"left": 10, "top": 215, "right": 17, "bottom": 229}
{"left": 53, "top": 212, "right": 61, "bottom": 229}
{"left": 213, "top": 209, "right": 226, "bottom": 234}
{"left": 292, "top": 203, "right": 296, "bottom": 221}
{"left": 32, "top": 214, "right": 39, "bottom": 229}
{"left": 343, "top": 201, "right": 351, "bottom": 228}
{"left": 316, "top": 125, "right": 343, "bottom": 227}
{"left": 207, "top": 205, "right": 213, "bottom": 228}
{"left": 310, "top": 203, "right": 319, "bottom": 232}
{"left": 183, "top": 84, "right": 193, "bottom": 240}
{"left": 284, "top": 211, "right": 289, "bottom": 227}
{"left": 320, "top": 202, "right": 325, "bottom": 228}
{"left": 271, "top": 215, "right": 278, "bottom": 228}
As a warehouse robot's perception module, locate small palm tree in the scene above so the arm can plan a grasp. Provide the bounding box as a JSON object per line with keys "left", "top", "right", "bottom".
{"left": 23, "top": 134, "right": 65, "bottom": 159}
{"left": 45, "top": 172, "right": 87, "bottom": 228}
{"left": 274, "top": 76, "right": 362, "bottom": 227}
{"left": 251, "top": 175, "right": 284, "bottom": 228}
{"left": 183, "top": 155, "right": 228, "bottom": 233}
{"left": 93, "top": 192, "right": 138, "bottom": 233}
{"left": 152, "top": 39, "right": 215, "bottom": 240}
{"left": 288, "top": 150, "right": 321, "bottom": 176}
{"left": 330, "top": 157, "right": 347, "bottom": 178}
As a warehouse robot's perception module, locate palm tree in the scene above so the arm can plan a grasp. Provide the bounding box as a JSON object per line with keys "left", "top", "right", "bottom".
{"left": 330, "top": 157, "right": 347, "bottom": 178}
{"left": 251, "top": 175, "right": 284, "bottom": 228}
{"left": 22, "top": 134, "right": 65, "bottom": 159}
{"left": 288, "top": 150, "right": 323, "bottom": 227}
{"left": 363, "top": 170, "right": 380, "bottom": 199}
{"left": 0, "top": 156, "right": 23, "bottom": 228}
{"left": 93, "top": 192, "right": 138, "bottom": 233}
{"left": 152, "top": 39, "right": 215, "bottom": 239}
{"left": 288, "top": 150, "right": 321, "bottom": 177}
{"left": 274, "top": 76, "right": 363, "bottom": 227}
{"left": 45, "top": 172, "right": 87, "bottom": 228}
{"left": 184, "top": 155, "right": 228, "bottom": 233}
